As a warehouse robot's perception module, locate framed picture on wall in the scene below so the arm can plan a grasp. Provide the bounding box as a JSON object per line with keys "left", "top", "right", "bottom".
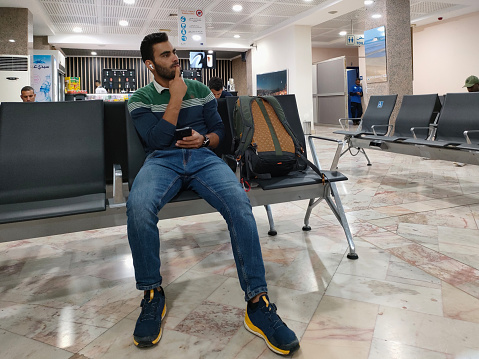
{"left": 364, "top": 25, "right": 387, "bottom": 83}
{"left": 256, "top": 69, "right": 288, "bottom": 96}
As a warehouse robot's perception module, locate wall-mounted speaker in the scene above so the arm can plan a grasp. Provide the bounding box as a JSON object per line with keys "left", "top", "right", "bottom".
{"left": 241, "top": 52, "right": 247, "bottom": 62}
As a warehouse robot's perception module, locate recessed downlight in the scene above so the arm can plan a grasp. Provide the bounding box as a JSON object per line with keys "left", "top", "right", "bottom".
{"left": 234, "top": 34, "right": 241, "bottom": 38}
{"left": 233, "top": 4, "right": 243, "bottom": 12}
{"left": 123, "top": 0, "right": 135, "bottom": 4}
{"left": 73, "top": 27, "right": 82, "bottom": 33}
{"left": 364, "top": 0, "right": 374, "bottom": 5}
{"left": 372, "top": 14, "right": 382, "bottom": 18}
{"left": 119, "top": 20, "right": 129, "bottom": 26}
{"left": 9, "top": 39, "right": 15, "bottom": 42}
{"left": 339, "top": 31, "right": 347, "bottom": 36}
{"left": 91, "top": 51, "right": 97, "bottom": 55}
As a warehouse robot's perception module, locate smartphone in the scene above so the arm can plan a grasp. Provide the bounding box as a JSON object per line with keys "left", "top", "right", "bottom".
{"left": 174, "top": 127, "right": 192, "bottom": 140}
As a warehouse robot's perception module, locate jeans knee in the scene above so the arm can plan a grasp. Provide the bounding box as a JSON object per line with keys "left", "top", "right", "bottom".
{"left": 127, "top": 190, "right": 157, "bottom": 219}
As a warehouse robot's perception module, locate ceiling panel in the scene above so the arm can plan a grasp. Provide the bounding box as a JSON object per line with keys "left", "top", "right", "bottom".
{"left": 11, "top": 0, "right": 476, "bottom": 52}
{"left": 210, "top": 1, "right": 269, "bottom": 15}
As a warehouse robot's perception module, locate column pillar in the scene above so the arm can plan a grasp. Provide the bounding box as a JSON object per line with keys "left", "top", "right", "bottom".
{"left": 363, "top": 0, "right": 412, "bottom": 123}
{"left": 0, "top": 8, "right": 33, "bottom": 56}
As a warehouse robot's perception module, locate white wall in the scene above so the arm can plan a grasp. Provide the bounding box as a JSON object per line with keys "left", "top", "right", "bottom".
{"left": 312, "top": 47, "right": 359, "bottom": 67}
{"left": 252, "top": 25, "right": 313, "bottom": 124}
{"left": 413, "top": 11, "right": 479, "bottom": 95}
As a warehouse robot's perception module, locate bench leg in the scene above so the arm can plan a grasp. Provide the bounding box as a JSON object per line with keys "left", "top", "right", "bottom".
{"left": 339, "top": 138, "right": 372, "bottom": 167}
{"left": 264, "top": 205, "right": 277, "bottom": 236}
{"left": 325, "top": 183, "right": 358, "bottom": 259}
{"left": 360, "top": 148, "right": 372, "bottom": 166}
{"left": 302, "top": 198, "right": 323, "bottom": 231}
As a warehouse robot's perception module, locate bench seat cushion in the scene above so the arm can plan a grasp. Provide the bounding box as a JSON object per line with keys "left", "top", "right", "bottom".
{"left": 255, "top": 169, "right": 347, "bottom": 190}
{"left": 0, "top": 193, "right": 106, "bottom": 224}
{"left": 400, "top": 138, "right": 462, "bottom": 147}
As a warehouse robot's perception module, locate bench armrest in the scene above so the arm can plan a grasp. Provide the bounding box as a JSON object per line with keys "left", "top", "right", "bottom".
{"left": 109, "top": 164, "right": 126, "bottom": 208}
{"left": 464, "top": 130, "right": 479, "bottom": 144}
{"left": 339, "top": 117, "right": 361, "bottom": 130}
{"left": 411, "top": 126, "right": 433, "bottom": 140}
{"left": 308, "top": 135, "right": 343, "bottom": 170}
{"left": 371, "top": 124, "right": 393, "bottom": 136}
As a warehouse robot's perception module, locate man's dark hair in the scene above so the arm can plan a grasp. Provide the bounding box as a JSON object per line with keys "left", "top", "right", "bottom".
{"left": 208, "top": 77, "right": 224, "bottom": 91}
{"left": 95, "top": 79, "right": 100, "bottom": 83}
{"left": 21, "top": 86, "right": 34, "bottom": 93}
{"left": 140, "top": 32, "right": 169, "bottom": 63}
{"left": 356, "top": 78, "right": 361, "bottom": 81}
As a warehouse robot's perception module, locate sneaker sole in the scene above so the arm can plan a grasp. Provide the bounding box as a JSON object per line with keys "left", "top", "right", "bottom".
{"left": 133, "top": 303, "right": 167, "bottom": 348}
{"left": 244, "top": 311, "right": 299, "bottom": 355}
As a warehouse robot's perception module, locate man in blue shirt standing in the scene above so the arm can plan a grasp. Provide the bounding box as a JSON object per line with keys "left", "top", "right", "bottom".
{"left": 350, "top": 78, "right": 363, "bottom": 125}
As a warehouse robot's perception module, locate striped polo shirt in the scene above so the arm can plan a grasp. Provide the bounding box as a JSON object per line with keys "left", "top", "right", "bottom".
{"left": 128, "top": 79, "right": 225, "bottom": 154}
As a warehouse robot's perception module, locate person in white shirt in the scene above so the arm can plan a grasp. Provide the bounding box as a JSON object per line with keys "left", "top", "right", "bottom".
{"left": 95, "top": 80, "right": 108, "bottom": 94}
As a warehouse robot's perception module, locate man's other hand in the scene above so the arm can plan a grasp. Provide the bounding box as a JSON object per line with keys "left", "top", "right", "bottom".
{"left": 175, "top": 129, "right": 204, "bottom": 148}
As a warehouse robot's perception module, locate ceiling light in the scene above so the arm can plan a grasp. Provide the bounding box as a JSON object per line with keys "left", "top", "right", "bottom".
{"left": 339, "top": 31, "right": 347, "bottom": 36}
{"left": 234, "top": 34, "right": 241, "bottom": 38}
{"left": 364, "top": 0, "right": 374, "bottom": 5}
{"left": 8, "top": 39, "right": 15, "bottom": 42}
{"left": 91, "top": 51, "right": 97, "bottom": 55}
{"left": 123, "top": 0, "right": 135, "bottom": 4}
{"left": 73, "top": 27, "right": 82, "bottom": 33}
{"left": 372, "top": 14, "right": 382, "bottom": 18}
{"left": 208, "top": 50, "right": 214, "bottom": 54}
{"left": 232, "top": 4, "right": 243, "bottom": 12}
{"left": 119, "top": 20, "right": 129, "bottom": 26}
{"left": 192, "top": 35, "right": 201, "bottom": 41}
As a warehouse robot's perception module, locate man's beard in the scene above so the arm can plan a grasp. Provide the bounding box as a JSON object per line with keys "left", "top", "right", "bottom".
{"left": 153, "top": 62, "right": 176, "bottom": 80}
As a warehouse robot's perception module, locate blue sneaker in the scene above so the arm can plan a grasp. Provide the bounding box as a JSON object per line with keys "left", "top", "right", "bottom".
{"left": 244, "top": 294, "right": 300, "bottom": 355}
{"left": 133, "top": 287, "right": 167, "bottom": 348}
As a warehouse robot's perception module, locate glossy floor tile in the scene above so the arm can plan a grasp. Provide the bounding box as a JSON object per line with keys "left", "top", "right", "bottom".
{"left": 1, "top": 124, "right": 479, "bottom": 358}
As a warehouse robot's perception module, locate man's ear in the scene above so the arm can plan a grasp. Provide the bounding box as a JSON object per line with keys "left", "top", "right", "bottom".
{"left": 145, "top": 61, "right": 154, "bottom": 71}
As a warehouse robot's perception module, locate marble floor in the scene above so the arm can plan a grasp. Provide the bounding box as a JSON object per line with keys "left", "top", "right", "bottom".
{"left": 2, "top": 124, "right": 479, "bottom": 358}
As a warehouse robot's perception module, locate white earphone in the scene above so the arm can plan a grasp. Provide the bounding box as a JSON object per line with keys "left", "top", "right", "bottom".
{"left": 149, "top": 64, "right": 154, "bottom": 69}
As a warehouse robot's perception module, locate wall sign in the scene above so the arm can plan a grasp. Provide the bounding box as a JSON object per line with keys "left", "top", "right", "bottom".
{"left": 178, "top": 9, "right": 206, "bottom": 47}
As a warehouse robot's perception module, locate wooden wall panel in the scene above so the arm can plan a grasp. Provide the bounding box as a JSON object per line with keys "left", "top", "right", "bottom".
{"left": 65, "top": 56, "right": 232, "bottom": 93}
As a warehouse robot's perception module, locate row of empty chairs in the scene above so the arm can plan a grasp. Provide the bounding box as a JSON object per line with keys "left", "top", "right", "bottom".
{"left": 335, "top": 92, "right": 479, "bottom": 166}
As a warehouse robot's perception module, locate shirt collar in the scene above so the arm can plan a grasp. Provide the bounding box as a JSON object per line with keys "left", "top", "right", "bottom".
{"left": 153, "top": 79, "right": 168, "bottom": 94}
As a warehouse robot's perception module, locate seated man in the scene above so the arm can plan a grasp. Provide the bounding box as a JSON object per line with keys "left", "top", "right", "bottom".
{"left": 126, "top": 32, "right": 299, "bottom": 355}
{"left": 208, "top": 76, "right": 233, "bottom": 99}
{"left": 20, "top": 86, "right": 36, "bottom": 102}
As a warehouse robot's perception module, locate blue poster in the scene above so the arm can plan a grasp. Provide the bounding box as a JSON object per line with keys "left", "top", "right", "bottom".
{"left": 32, "top": 55, "right": 52, "bottom": 102}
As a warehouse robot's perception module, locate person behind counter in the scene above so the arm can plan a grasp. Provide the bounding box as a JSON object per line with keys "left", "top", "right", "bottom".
{"left": 95, "top": 80, "right": 108, "bottom": 94}
{"left": 20, "top": 86, "right": 36, "bottom": 102}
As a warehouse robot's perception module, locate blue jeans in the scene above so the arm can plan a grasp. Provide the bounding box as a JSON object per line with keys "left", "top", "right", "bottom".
{"left": 127, "top": 148, "right": 268, "bottom": 301}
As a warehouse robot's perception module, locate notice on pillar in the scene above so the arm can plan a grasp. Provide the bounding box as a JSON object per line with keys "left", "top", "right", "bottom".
{"left": 178, "top": 9, "right": 206, "bottom": 47}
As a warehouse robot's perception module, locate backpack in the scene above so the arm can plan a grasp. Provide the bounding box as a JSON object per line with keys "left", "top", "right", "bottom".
{"left": 233, "top": 96, "right": 316, "bottom": 187}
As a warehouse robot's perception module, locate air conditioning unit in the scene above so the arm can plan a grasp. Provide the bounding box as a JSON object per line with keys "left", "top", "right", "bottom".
{"left": 0, "top": 55, "right": 30, "bottom": 102}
